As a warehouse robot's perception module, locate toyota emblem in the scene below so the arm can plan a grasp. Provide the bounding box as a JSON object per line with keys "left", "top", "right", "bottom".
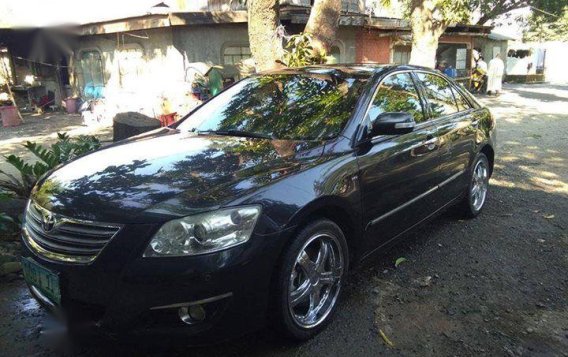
{"left": 41, "top": 212, "right": 56, "bottom": 232}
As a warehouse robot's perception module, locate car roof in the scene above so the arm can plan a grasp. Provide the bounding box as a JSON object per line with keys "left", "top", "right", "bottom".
{"left": 260, "top": 64, "right": 436, "bottom": 78}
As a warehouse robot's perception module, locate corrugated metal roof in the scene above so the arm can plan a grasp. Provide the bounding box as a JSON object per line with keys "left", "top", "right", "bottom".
{"left": 488, "top": 31, "right": 518, "bottom": 41}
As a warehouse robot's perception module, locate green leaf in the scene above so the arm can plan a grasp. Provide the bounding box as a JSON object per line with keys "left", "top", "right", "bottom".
{"left": 24, "top": 141, "right": 59, "bottom": 167}
{"left": 0, "top": 132, "right": 101, "bottom": 199}
{"left": 395, "top": 257, "right": 407, "bottom": 267}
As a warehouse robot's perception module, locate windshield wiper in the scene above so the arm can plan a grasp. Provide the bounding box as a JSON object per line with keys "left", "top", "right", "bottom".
{"left": 197, "top": 129, "right": 272, "bottom": 140}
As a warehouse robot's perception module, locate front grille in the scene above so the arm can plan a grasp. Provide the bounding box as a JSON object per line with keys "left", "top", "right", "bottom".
{"left": 23, "top": 201, "right": 122, "bottom": 264}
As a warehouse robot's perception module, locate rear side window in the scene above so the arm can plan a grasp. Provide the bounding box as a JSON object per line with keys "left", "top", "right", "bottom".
{"left": 416, "top": 73, "right": 459, "bottom": 118}
{"left": 368, "top": 72, "right": 425, "bottom": 124}
{"left": 451, "top": 87, "right": 473, "bottom": 111}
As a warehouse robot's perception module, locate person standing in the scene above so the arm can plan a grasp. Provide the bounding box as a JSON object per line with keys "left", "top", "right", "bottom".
{"left": 487, "top": 53, "right": 505, "bottom": 95}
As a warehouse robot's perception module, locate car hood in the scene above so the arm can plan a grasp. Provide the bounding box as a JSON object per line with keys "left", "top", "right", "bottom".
{"left": 32, "top": 129, "right": 326, "bottom": 223}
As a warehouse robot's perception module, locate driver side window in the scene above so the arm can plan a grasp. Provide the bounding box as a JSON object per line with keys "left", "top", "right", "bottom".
{"left": 368, "top": 72, "right": 425, "bottom": 125}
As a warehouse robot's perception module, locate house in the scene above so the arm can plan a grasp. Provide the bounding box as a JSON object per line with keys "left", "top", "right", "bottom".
{"left": 474, "top": 31, "right": 515, "bottom": 64}
{"left": 1, "top": 0, "right": 495, "bottom": 118}
{"left": 0, "top": 28, "right": 73, "bottom": 112}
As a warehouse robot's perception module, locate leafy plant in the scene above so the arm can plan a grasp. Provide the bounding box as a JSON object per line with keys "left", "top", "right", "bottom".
{"left": 282, "top": 33, "right": 328, "bottom": 68}
{"left": 0, "top": 133, "right": 101, "bottom": 199}
{"left": 0, "top": 190, "right": 17, "bottom": 237}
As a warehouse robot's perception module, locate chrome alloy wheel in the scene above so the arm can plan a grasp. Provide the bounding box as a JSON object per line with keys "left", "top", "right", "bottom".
{"left": 471, "top": 159, "right": 489, "bottom": 211}
{"left": 288, "top": 233, "right": 344, "bottom": 329}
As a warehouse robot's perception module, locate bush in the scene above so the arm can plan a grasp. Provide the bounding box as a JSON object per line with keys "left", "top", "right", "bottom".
{"left": 282, "top": 33, "right": 328, "bottom": 68}
{"left": 0, "top": 191, "right": 18, "bottom": 240}
{"left": 0, "top": 133, "right": 101, "bottom": 199}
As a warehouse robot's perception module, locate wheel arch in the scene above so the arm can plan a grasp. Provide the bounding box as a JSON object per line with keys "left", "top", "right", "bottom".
{"left": 285, "top": 196, "right": 362, "bottom": 266}
{"left": 480, "top": 144, "right": 495, "bottom": 177}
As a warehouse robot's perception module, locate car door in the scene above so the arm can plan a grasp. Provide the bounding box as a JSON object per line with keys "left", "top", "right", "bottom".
{"left": 414, "top": 72, "right": 476, "bottom": 204}
{"left": 356, "top": 72, "right": 442, "bottom": 254}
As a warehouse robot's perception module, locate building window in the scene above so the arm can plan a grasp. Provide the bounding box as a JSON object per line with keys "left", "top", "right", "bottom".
{"left": 118, "top": 47, "right": 144, "bottom": 89}
{"left": 328, "top": 46, "right": 341, "bottom": 64}
{"left": 492, "top": 46, "right": 501, "bottom": 59}
{"left": 342, "top": 0, "right": 361, "bottom": 13}
{"left": 222, "top": 46, "right": 251, "bottom": 65}
{"left": 80, "top": 50, "right": 104, "bottom": 86}
{"left": 393, "top": 45, "right": 411, "bottom": 65}
{"left": 436, "top": 43, "right": 469, "bottom": 78}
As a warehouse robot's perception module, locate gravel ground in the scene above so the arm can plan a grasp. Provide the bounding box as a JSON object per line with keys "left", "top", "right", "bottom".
{"left": 0, "top": 83, "right": 566, "bottom": 356}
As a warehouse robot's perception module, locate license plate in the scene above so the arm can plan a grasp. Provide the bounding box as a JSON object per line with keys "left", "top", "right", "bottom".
{"left": 21, "top": 257, "right": 61, "bottom": 305}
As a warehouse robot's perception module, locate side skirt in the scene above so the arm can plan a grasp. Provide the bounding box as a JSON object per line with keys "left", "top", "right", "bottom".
{"left": 358, "top": 194, "right": 463, "bottom": 264}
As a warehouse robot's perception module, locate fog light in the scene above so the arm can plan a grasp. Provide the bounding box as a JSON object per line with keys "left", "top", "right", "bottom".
{"left": 178, "top": 304, "right": 206, "bottom": 325}
{"left": 189, "top": 304, "right": 206, "bottom": 321}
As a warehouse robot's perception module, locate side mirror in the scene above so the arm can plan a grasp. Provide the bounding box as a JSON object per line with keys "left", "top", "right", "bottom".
{"left": 370, "top": 112, "right": 416, "bottom": 137}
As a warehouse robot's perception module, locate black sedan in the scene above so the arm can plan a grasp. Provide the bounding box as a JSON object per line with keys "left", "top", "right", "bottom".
{"left": 21, "top": 64, "right": 495, "bottom": 341}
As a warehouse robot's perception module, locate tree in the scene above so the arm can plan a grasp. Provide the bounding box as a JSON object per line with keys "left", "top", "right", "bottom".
{"left": 524, "top": 1, "right": 568, "bottom": 41}
{"left": 304, "top": 0, "right": 342, "bottom": 57}
{"left": 247, "top": 0, "right": 342, "bottom": 71}
{"left": 407, "top": 0, "right": 470, "bottom": 68}
{"left": 471, "top": 0, "right": 530, "bottom": 25}
{"left": 471, "top": 0, "right": 568, "bottom": 26}
{"left": 247, "top": 0, "right": 283, "bottom": 71}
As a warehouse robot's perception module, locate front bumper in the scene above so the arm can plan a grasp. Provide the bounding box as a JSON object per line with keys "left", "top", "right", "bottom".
{"left": 21, "top": 223, "right": 293, "bottom": 340}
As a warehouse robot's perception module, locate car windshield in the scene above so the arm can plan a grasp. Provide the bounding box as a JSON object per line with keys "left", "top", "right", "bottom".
{"left": 178, "top": 71, "right": 368, "bottom": 140}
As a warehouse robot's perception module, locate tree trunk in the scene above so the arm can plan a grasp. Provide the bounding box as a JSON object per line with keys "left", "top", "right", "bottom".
{"left": 408, "top": 0, "right": 448, "bottom": 68}
{"left": 304, "top": 0, "right": 342, "bottom": 56}
{"left": 247, "top": 0, "right": 283, "bottom": 71}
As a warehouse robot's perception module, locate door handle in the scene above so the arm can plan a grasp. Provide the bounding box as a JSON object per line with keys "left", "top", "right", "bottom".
{"left": 424, "top": 135, "right": 438, "bottom": 151}
{"left": 411, "top": 135, "right": 438, "bottom": 157}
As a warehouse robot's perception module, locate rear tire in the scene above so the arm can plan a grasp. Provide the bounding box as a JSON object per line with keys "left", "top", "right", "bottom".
{"left": 458, "top": 153, "right": 490, "bottom": 218}
{"left": 274, "top": 219, "right": 348, "bottom": 341}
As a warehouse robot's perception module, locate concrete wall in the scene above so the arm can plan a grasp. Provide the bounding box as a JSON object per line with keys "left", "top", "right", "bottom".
{"left": 173, "top": 23, "right": 249, "bottom": 79}
{"left": 173, "top": 23, "right": 358, "bottom": 69}
{"left": 73, "top": 27, "right": 186, "bottom": 116}
{"left": 474, "top": 37, "right": 508, "bottom": 64}
{"left": 70, "top": 23, "right": 367, "bottom": 117}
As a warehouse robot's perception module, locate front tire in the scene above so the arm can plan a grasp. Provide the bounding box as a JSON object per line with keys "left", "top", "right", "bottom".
{"left": 458, "top": 153, "right": 490, "bottom": 218}
{"left": 274, "top": 219, "right": 348, "bottom": 340}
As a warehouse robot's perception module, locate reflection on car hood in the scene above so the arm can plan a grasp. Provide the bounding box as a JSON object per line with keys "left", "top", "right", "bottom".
{"left": 32, "top": 129, "right": 325, "bottom": 223}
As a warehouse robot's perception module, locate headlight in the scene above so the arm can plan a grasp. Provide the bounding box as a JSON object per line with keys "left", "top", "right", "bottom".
{"left": 143, "top": 206, "right": 261, "bottom": 257}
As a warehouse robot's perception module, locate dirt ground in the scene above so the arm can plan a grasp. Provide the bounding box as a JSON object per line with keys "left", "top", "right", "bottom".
{"left": 0, "top": 83, "right": 567, "bottom": 356}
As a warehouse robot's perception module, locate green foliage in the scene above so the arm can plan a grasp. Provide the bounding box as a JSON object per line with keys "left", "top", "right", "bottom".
{"left": 282, "top": 33, "right": 328, "bottom": 68}
{"left": 0, "top": 133, "right": 101, "bottom": 199}
{"left": 0, "top": 191, "right": 16, "bottom": 235}
{"left": 380, "top": 0, "right": 470, "bottom": 24}
{"left": 524, "top": 5, "right": 568, "bottom": 41}
{"left": 395, "top": 257, "right": 407, "bottom": 267}
{"left": 432, "top": 0, "right": 471, "bottom": 25}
